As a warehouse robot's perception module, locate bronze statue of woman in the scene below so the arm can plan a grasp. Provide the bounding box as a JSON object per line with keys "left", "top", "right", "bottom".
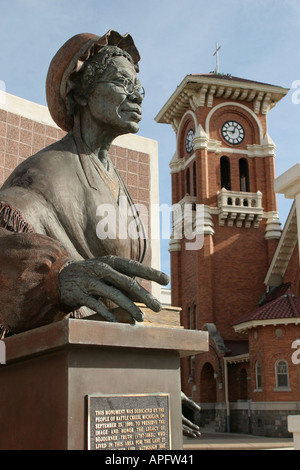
{"left": 0, "top": 31, "right": 200, "bottom": 437}
{"left": 0, "top": 31, "right": 168, "bottom": 335}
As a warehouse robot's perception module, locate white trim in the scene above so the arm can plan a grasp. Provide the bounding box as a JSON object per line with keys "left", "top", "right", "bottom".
{"left": 0, "top": 91, "right": 58, "bottom": 127}
{"left": 264, "top": 211, "right": 282, "bottom": 240}
{"left": 274, "top": 163, "right": 300, "bottom": 263}
{"left": 205, "top": 102, "right": 264, "bottom": 144}
{"left": 234, "top": 317, "right": 300, "bottom": 333}
{"left": 155, "top": 75, "right": 289, "bottom": 125}
{"left": 113, "top": 133, "right": 157, "bottom": 154}
{"left": 264, "top": 202, "right": 297, "bottom": 285}
{"left": 224, "top": 353, "right": 250, "bottom": 364}
{"left": 274, "top": 162, "right": 300, "bottom": 199}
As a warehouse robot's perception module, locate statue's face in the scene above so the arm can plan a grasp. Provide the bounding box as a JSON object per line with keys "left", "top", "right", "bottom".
{"left": 86, "top": 55, "right": 143, "bottom": 135}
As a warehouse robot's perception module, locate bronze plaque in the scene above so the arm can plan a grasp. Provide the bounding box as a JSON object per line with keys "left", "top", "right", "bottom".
{"left": 87, "top": 393, "right": 170, "bottom": 450}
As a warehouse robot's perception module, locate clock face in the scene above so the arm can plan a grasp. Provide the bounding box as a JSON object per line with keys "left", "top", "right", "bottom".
{"left": 185, "top": 129, "right": 194, "bottom": 153}
{"left": 222, "top": 121, "right": 245, "bottom": 145}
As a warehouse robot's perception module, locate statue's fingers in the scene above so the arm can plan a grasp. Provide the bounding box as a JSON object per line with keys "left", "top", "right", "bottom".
{"left": 85, "top": 278, "right": 144, "bottom": 322}
{"left": 182, "top": 424, "right": 200, "bottom": 438}
{"left": 182, "top": 415, "right": 200, "bottom": 432}
{"left": 94, "top": 268, "right": 162, "bottom": 312}
{"left": 99, "top": 256, "right": 169, "bottom": 285}
{"left": 125, "top": 282, "right": 162, "bottom": 312}
{"left": 80, "top": 295, "right": 119, "bottom": 323}
{"left": 181, "top": 391, "right": 201, "bottom": 412}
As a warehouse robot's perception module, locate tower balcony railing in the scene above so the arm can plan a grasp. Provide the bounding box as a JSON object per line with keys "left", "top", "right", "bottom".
{"left": 217, "top": 188, "right": 264, "bottom": 228}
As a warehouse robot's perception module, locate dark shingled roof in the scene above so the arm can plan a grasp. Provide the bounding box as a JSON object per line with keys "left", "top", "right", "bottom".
{"left": 233, "top": 290, "right": 300, "bottom": 327}
{"left": 259, "top": 282, "right": 291, "bottom": 306}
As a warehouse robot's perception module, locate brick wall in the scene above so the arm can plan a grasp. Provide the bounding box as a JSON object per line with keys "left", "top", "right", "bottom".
{"left": 249, "top": 324, "right": 300, "bottom": 402}
{"left": 0, "top": 108, "right": 65, "bottom": 185}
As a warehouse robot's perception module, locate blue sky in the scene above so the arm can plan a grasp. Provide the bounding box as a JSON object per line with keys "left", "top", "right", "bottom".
{"left": 1, "top": 0, "right": 300, "bottom": 278}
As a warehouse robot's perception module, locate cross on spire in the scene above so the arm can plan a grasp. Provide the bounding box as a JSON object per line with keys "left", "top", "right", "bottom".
{"left": 213, "top": 43, "right": 221, "bottom": 74}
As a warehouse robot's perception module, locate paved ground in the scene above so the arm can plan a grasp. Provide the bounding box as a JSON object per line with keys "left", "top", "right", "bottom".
{"left": 183, "top": 430, "right": 294, "bottom": 450}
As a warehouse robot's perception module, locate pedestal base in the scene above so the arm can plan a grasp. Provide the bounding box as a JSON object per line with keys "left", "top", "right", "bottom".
{"left": 0, "top": 318, "right": 208, "bottom": 450}
{"left": 288, "top": 415, "right": 300, "bottom": 450}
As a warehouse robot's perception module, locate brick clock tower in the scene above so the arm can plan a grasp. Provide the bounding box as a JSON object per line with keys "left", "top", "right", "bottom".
{"left": 155, "top": 74, "right": 289, "bottom": 408}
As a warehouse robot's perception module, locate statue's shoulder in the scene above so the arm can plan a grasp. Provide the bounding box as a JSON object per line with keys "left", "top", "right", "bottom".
{"left": 0, "top": 133, "right": 80, "bottom": 229}
{"left": 25, "top": 132, "right": 77, "bottom": 171}
{"left": 2, "top": 133, "right": 78, "bottom": 189}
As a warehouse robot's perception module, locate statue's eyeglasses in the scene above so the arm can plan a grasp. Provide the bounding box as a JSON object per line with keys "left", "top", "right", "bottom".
{"left": 97, "top": 77, "right": 145, "bottom": 98}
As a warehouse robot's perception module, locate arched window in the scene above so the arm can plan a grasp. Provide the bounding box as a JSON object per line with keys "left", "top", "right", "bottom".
{"left": 193, "top": 161, "right": 197, "bottom": 196}
{"left": 239, "top": 158, "right": 249, "bottom": 192}
{"left": 255, "top": 361, "right": 262, "bottom": 390}
{"left": 186, "top": 167, "right": 191, "bottom": 195}
{"left": 200, "top": 363, "right": 216, "bottom": 402}
{"left": 188, "top": 307, "right": 191, "bottom": 329}
{"left": 275, "top": 360, "right": 289, "bottom": 388}
{"left": 193, "top": 304, "right": 198, "bottom": 330}
{"left": 220, "top": 156, "right": 231, "bottom": 190}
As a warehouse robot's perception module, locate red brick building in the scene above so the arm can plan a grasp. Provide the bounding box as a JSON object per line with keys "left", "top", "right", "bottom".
{"left": 156, "top": 73, "right": 300, "bottom": 437}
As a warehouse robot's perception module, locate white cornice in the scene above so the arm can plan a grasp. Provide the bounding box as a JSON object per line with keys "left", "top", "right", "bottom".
{"left": 155, "top": 75, "right": 289, "bottom": 125}
{"left": 274, "top": 163, "right": 300, "bottom": 199}
{"left": 223, "top": 353, "right": 250, "bottom": 364}
{"left": 264, "top": 202, "right": 297, "bottom": 286}
{"left": 264, "top": 211, "right": 282, "bottom": 240}
{"left": 170, "top": 134, "right": 276, "bottom": 169}
{"left": 0, "top": 90, "right": 58, "bottom": 127}
{"left": 234, "top": 317, "right": 300, "bottom": 333}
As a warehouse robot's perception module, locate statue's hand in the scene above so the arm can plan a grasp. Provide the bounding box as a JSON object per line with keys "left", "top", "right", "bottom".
{"left": 58, "top": 255, "right": 169, "bottom": 322}
{"left": 181, "top": 392, "right": 201, "bottom": 438}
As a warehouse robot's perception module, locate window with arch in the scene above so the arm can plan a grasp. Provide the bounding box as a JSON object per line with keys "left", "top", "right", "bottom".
{"left": 220, "top": 156, "right": 231, "bottom": 190}
{"left": 186, "top": 167, "right": 191, "bottom": 195}
{"left": 239, "top": 158, "right": 249, "bottom": 192}
{"left": 193, "top": 161, "right": 197, "bottom": 196}
{"left": 200, "top": 363, "right": 216, "bottom": 402}
{"left": 187, "top": 307, "right": 191, "bottom": 329}
{"left": 188, "top": 305, "right": 197, "bottom": 330}
{"left": 275, "top": 360, "right": 289, "bottom": 389}
{"left": 193, "top": 304, "right": 198, "bottom": 330}
{"left": 255, "top": 361, "right": 262, "bottom": 390}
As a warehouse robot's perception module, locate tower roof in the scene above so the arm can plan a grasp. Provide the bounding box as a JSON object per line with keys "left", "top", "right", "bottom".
{"left": 233, "top": 289, "right": 300, "bottom": 333}
{"left": 155, "top": 73, "right": 289, "bottom": 125}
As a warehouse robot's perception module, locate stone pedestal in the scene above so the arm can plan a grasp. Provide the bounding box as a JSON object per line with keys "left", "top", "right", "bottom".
{"left": 288, "top": 415, "right": 300, "bottom": 450}
{"left": 0, "top": 317, "right": 208, "bottom": 450}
